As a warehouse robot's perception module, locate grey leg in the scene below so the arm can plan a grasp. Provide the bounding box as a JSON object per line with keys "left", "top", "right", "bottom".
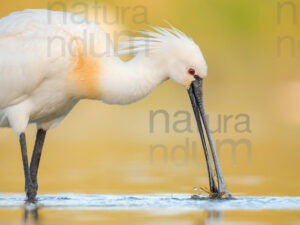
{"left": 19, "top": 133, "right": 36, "bottom": 201}
{"left": 30, "top": 129, "right": 46, "bottom": 194}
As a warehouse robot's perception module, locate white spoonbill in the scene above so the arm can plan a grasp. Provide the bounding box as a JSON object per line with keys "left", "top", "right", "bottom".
{"left": 0, "top": 9, "right": 228, "bottom": 201}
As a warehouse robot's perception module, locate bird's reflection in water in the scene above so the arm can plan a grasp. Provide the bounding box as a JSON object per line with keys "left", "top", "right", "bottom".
{"left": 197, "top": 210, "right": 224, "bottom": 225}
{"left": 23, "top": 202, "right": 39, "bottom": 225}
{"left": 206, "top": 210, "right": 224, "bottom": 225}
{"left": 20, "top": 201, "right": 223, "bottom": 225}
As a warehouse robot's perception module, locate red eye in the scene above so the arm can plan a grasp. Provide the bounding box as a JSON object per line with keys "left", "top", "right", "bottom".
{"left": 188, "top": 68, "right": 195, "bottom": 75}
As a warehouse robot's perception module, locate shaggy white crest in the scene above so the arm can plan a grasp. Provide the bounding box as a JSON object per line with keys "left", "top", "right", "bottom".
{"left": 118, "top": 25, "right": 195, "bottom": 55}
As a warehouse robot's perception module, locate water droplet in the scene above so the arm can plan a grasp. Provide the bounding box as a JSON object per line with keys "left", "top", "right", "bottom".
{"left": 193, "top": 187, "right": 198, "bottom": 191}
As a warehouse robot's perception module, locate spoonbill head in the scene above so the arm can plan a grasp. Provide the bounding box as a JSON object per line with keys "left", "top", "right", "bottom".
{"left": 118, "top": 26, "right": 208, "bottom": 86}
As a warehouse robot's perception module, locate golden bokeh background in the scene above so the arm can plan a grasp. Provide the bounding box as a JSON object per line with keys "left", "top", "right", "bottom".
{"left": 0, "top": 0, "right": 299, "bottom": 201}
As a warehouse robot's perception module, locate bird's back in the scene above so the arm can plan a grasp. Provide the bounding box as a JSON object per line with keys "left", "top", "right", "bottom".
{"left": 0, "top": 9, "right": 109, "bottom": 110}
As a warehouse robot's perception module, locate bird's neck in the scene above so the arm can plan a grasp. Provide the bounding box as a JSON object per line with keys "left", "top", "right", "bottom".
{"left": 99, "top": 53, "right": 168, "bottom": 105}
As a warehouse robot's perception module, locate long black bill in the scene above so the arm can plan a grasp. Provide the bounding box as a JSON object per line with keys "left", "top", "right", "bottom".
{"left": 188, "top": 75, "right": 227, "bottom": 194}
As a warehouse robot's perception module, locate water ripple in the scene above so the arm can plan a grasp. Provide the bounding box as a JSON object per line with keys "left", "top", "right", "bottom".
{"left": 0, "top": 194, "right": 299, "bottom": 210}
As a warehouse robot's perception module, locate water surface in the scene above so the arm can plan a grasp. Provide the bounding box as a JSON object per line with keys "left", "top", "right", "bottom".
{"left": 0, "top": 194, "right": 300, "bottom": 225}
{"left": 0, "top": 193, "right": 300, "bottom": 211}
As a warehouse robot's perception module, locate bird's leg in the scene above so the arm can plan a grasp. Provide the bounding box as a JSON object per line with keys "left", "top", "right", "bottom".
{"left": 19, "top": 133, "right": 36, "bottom": 201}
{"left": 30, "top": 129, "right": 47, "bottom": 194}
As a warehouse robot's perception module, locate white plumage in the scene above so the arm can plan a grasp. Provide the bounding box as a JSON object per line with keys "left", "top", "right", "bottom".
{"left": 0, "top": 9, "right": 207, "bottom": 136}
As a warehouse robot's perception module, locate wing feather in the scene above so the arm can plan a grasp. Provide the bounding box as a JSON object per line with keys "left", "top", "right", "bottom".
{"left": 0, "top": 9, "right": 97, "bottom": 109}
